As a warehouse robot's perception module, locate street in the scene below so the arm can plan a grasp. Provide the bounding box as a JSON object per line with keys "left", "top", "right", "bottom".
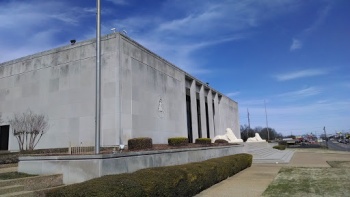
{"left": 325, "top": 140, "right": 350, "bottom": 152}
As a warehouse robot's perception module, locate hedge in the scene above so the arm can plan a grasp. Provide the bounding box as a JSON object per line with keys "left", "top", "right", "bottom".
{"left": 214, "top": 139, "right": 229, "bottom": 144}
{"left": 168, "top": 137, "right": 188, "bottom": 146}
{"left": 278, "top": 140, "right": 288, "bottom": 146}
{"left": 195, "top": 138, "right": 211, "bottom": 144}
{"left": 128, "top": 137, "right": 153, "bottom": 150}
{"left": 0, "top": 148, "right": 70, "bottom": 164}
{"left": 46, "top": 153, "right": 252, "bottom": 197}
{"left": 273, "top": 145, "right": 286, "bottom": 150}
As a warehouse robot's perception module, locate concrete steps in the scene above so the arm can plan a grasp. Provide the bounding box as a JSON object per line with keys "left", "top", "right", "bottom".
{"left": 0, "top": 173, "right": 63, "bottom": 197}
{"left": 0, "top": 185, "right": 24, "bottom": 195}
{"left": 0, "top": 190, "right": 34, "bottom": 197}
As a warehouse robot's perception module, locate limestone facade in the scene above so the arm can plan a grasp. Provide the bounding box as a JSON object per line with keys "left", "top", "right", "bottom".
{"left": 0, "top": 33, "right": 239, "bottom": 151}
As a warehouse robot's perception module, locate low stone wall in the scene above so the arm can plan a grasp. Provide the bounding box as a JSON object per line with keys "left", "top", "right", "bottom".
{"left": 18, "top": 145, "right": 244, "bottom": 184}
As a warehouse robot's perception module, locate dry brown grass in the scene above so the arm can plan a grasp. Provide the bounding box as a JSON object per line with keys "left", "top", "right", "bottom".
{"left": 262, "top": 163, "right": 350, "bottom": 197}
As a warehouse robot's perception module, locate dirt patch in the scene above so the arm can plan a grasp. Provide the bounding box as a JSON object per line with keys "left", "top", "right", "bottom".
{"left": 262, "top": 167, "right": 350, "bottom": 197}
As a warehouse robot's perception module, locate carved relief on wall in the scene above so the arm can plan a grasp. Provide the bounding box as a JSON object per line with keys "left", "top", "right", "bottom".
{"left": 158, "top": 96, "right": 164, "bottom": 118}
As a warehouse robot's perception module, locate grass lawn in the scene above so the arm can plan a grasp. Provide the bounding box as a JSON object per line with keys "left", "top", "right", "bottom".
{"left": 0, "top": 172, "right": 37, "bottom": 180}
{"left": 262, "top": 162, "right": 350, "bottom": 197}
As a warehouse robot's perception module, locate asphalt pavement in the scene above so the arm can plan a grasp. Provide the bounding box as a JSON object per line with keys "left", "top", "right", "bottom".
{"left": 326, "top": 140, "right": 350, "bottom": 152}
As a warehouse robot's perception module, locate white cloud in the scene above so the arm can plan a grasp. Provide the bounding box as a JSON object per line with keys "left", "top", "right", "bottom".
{"left": 304, "top": 5, "right": 331, "bottom": 33}
{"left": 278, "top": 87, "right": 322, "bottom": 98}
{"left": 226, "top": 92, "right": 240, "bottom": 97}
{"left": 290, "top": 38, "right": 302, "bottom": 51}
{"left": 155, "top": 0, "right": 298, "bottom": 38}
{"left": 131, "top": 30, "right": 245, "bottom": 75}
{"left": 0, "top": 1, "right": 95, "bottom": 63}
{"left": 316, "top": 100, "right": 328, "bottom": 104}
{"left": 110, "top": 0, "right": 305, "bottom": 77}
{"left": 289, "top": 4, "right": 331, "bottom": 52}
{"left": 275, "top": 69, "right": 328, "bottom": 81}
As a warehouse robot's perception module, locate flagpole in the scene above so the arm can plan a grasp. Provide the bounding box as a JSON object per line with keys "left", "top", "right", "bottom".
{"left": 95, "top": 0, "right": 101, "bottom": 154}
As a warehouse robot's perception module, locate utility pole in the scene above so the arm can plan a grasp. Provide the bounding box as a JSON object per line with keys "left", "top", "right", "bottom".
{"left": 247, "top": 108, "right": 251, "bottom": 139}
{"left": 324, "top": 126, "right": 328, "bottom": 149}
{"left": 264, "top": 100, "right": 270, "bottom": 141}
{"left": 95, "top": 0, "right": 101, "bottom": 154}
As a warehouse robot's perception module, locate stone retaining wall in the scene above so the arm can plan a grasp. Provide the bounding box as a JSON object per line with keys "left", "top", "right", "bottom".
{"left": 19, "top": 145, "right": 244, "bottom": 184}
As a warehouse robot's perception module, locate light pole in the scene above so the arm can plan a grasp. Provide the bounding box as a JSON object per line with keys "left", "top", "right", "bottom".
{"left": 264, "top": 100, "right": 270, "bottom": 141}
{"left": 95, "top": 0, "right": 101, "bottom": 154}
{"left": 323, "top": 126, "right": 328, "bottom": 149}
{"left": 247, "top": 108, "right": 250, "bottom": 140}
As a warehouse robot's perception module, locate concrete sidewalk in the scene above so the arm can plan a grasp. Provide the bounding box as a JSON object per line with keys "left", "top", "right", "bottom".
{"left": 196, "top": 149, "right": 350, "bottom": 197}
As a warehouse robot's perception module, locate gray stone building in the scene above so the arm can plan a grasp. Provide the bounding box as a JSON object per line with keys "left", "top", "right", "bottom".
{"left": 0, "top": 33, "right": 240, "bottom": 151}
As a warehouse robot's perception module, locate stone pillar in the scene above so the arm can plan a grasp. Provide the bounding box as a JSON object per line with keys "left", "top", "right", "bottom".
{"left": 207, "top": 90, "right": 215, "bottom": 138}
{"left": 213, "top": 93, "right": 220, "bottom": 136}
{"left": 190, "top": 80, "right": 198, "bottom": 141}
{"left": 199, "top": 85, "right": 207, "bottom": 138}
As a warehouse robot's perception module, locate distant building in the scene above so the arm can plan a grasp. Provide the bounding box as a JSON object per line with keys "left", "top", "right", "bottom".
{"left": 0, "top": 33, "right": 239, "bottom": 151}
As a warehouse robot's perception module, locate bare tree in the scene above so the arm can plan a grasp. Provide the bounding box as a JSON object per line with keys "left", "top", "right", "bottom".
{"left": 8, "top": 113, "right": 26, "bottom": 150}
{"left": 8, "top": 110, "right": 49, "bottom": 151}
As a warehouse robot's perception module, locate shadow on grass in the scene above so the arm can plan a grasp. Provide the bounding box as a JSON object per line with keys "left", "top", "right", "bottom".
{"left": 0, "top": 172, "right": 37, "bottom": 180}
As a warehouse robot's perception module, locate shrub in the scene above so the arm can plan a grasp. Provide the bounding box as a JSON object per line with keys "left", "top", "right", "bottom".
{"left": 195, "top": 138, "right": 211, "bottom": 144}
{"left": 0, "top": 154, "right": 19, "bottom": 164}
{"left": 168, "top": 137, "right": 188, "bottom": 146}
{"left": 20, "top": 148, "right": 69, "bottom": 155}
{"left": 128, "top": 137, "right": 152, "bottom": 150}
{"left": 46, "top": 153, "right": 253, "bottom": 197}
{"left": 214, "top": 139, "right": 228, "bottom": 144}
{"left": 273, "top": 145, "right": 286, "bottom": 150}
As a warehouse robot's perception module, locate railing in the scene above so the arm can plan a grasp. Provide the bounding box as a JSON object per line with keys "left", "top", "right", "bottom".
{"left": 67, "top": 143, "right": 126, "bottom": 155}
{"left": 68, "top": 142, "right": 94, "bottom": 155}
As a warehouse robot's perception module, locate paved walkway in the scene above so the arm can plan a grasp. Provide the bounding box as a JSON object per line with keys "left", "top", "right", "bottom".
{"left": 196, "top": 149, "right": 350, "bottom": 197}
{"left": 245, "top": 143, "right": 295, "bottom": 164}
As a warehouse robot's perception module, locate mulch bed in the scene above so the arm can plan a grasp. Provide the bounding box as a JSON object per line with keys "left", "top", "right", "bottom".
{"left": 104, "top": 143, "right": 239, "bottom": 153}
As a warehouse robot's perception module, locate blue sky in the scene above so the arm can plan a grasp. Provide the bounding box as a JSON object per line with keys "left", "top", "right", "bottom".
{"left": 1, "top": 0, "right": 349, "bottom": 136}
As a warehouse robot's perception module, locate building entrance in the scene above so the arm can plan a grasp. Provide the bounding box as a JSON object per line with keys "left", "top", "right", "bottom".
{"left": 0, "top": 125, "right": 9, "bottom": 151}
